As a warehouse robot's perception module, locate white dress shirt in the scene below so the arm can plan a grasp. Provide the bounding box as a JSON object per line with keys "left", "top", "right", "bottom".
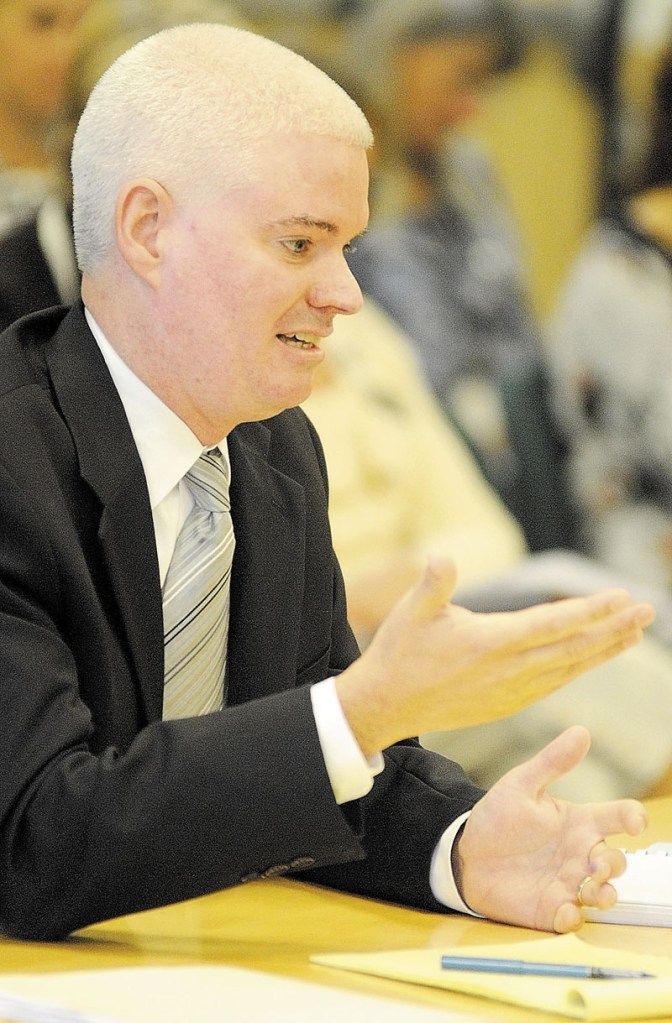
{"left": 84, "top": 308, "right": 473, "bottom": 915}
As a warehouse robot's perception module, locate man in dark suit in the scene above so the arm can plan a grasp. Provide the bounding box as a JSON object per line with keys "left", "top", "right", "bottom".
{"left": 0, "top": 22, "right": 654, "bottom": 942}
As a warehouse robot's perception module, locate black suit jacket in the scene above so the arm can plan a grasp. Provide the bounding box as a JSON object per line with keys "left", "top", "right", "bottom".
{"left": 0, "top": 217, "right": 61, "bottom": 332}
{"left": 0, "top": 304, "right": 483, "bottom": 940}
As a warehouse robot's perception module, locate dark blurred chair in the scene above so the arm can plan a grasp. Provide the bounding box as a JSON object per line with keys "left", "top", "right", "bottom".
{"left": 499, "top": 354, "right": 578, "bottom": 552}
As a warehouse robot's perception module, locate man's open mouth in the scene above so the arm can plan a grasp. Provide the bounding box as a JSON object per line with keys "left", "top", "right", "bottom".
{"left": 277, "top": 333, "right": 319, "bottom": 350}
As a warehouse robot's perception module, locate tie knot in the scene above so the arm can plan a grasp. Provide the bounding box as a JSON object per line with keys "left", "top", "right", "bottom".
{"left": 185, "top": 449, "right": 230, "bottom": 513}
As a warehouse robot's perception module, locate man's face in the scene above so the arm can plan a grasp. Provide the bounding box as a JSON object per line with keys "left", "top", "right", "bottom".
{"left": 154, "top": 133, "right": 369, "bottom": 441}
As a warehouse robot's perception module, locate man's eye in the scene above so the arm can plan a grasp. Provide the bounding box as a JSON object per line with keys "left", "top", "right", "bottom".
{"left": 282, "top": 239, "right": 311, "bottom": 255}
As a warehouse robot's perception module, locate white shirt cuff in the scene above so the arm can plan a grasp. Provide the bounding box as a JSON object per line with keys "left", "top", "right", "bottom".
{"left": 310, "top": 677, "right": 384, "bottom": 804}
{"left": 311, "top": 679, "right": 479, "bottom": 917}
{"left": 430, "top": 811, "right": 481, "bottom": 915}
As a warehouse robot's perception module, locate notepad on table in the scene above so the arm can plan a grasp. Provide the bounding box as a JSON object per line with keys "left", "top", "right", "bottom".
{"left": 583, "top": 843, "right": 672, "bottom": 927}
{"left": 0, "top": 964, "right": 485, "bottom": 1023}
{"left": 312, "top": 933, "right": 672, "bottom": 1021}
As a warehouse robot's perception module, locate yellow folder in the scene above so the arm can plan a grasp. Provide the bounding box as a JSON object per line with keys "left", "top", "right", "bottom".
{"left": 312, "top": 933, "right": 672, "bottom": 1020}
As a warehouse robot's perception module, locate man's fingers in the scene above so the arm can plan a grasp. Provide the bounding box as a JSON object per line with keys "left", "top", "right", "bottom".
{"left": 407, "top": 557, "right": 459, "bottom": 621}
{"left": 553, "top": 901, "right": 583, "bottom": 933}
{"left": 509, "top": 725, "right": 592, "bottom": 794}
{"left": 446, "top": 590, "right": 654, "bottom": 671}
{"left": 520, "top": 628, "right": 654, "bottom": 695}
{"left": 589, "top": 844, "right": 627, "bottom": 883}
{"left": 590, "top": 799, "right": 648, "bottom": 841}
{"left": 513, "top": 589, "right": 656, "bottom": 651}
{"left": 553, "top": 886, "right": 617, "bottom": 932}
{"left": 498, "top": 605, "right": 656, "bottom": 705}
{"left": 513, "top": 730, "right": 648, "bottom": 832}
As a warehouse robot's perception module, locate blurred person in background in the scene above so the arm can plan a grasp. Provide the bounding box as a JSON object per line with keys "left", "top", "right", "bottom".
{"left": 341, "top": 0, "right": 574, "bottom": 552}
{"left": 549, "top": 40, "right": 672, "bottom": 598}
{"left": 0, "top": 0, "right": 91, "bottom": 235}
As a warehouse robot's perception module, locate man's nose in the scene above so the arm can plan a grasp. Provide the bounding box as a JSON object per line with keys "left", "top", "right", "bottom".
{"left": 309, "top": 259, "right": 364, "bottom": 316}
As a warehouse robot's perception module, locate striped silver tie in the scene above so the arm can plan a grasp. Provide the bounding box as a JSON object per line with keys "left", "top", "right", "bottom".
{"left": 162, "top": 448, "right": 235, "bottom": 719}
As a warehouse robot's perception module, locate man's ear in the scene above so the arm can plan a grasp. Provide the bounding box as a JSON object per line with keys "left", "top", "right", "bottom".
{"left": 114, "top": 178, "right": 174, "bottom": 287}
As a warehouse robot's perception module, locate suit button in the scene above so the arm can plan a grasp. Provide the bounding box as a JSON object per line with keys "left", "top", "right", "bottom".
{"left": 260, "top": 863, "right": 290, "bottom": 878}
{"left": 289, "top": 856, "right": 315, "bottom": 869}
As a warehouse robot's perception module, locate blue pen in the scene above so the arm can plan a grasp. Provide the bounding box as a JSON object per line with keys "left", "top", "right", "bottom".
{"left": 439, "top": 955, "right": 655, "bottom": 979}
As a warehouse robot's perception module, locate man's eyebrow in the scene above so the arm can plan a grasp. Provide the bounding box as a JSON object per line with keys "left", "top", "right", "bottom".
{"left": 266, "top": 216, "right": 368, "bottom": 245}
{"left": 267, "top": 215, "right": 338, "bottom": 233}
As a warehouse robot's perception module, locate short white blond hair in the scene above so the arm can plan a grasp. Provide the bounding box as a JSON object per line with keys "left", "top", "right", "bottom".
{"left": 71, "top": 22, "right": 373, "bottom": 273}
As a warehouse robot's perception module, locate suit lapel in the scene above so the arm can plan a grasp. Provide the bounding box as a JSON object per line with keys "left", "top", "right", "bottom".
{"left": 46, "top": 305, "right": 165, "bottom": 722}
{"left": 226, "top": 421, "right": 306, "bottom": 706}
{"left": 45, "top": 307, "right": 308, "bottom": 718}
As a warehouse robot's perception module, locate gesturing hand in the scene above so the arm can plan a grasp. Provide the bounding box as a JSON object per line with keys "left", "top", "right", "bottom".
{"left": 337, "top": 558, "right": 655, "bottom": 756}
{"left": 454, "top": 726, "right": 648, "bottom": 932}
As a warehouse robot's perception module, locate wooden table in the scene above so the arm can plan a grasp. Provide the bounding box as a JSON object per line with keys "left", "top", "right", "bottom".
{"left": 1, "top": 797, "right": 670, "bottom": 1022}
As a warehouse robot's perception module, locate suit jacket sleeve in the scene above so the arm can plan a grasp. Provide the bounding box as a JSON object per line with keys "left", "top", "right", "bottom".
{"left": 0, "top": 306, "right": 484, "bottom": 940}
